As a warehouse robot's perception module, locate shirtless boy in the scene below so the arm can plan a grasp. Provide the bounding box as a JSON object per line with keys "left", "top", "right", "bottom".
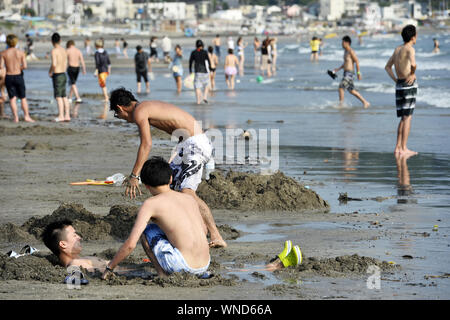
{"left": 66, "top": 40, "right": 86, "bottom": 104}
{"left": 385, "top": 25, "right": 418, "bottom": 157}
{"left": 333, "top": 36, "right": 370, "bottom": 109}
{"left": 101, "top": 157, "right": 211, "bottom": 279}
{"left": 109, "top": 88, "right": 226, "bottom": 248}
{"left": 0, "top": 34, "right": 34, "bottom": 122}
{"left": 49, "top": 33, "right": 70, "bottom": 122}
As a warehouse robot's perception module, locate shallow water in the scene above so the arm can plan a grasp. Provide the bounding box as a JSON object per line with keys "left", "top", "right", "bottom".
{"left": 4, "top": 31, "right": 450, "bottom": 297}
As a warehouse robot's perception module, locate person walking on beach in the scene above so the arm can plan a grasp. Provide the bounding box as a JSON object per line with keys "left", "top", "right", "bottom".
{"left": 213, "top": 34, "right": 221, "bottom": 59}
{"left": 49, "top": 33, "right": 70, "bottom": 122}
{"left": 94, "top": 39, "right": 111, "bottom": 119}
{"left": 170, "top": 45, "right": 183, "bottom": 94}
{"left": 161, "top": 35, "right": 172, "bottom": 63}
{"left": 224, "top": 48, "right": 239, "bottom": 90}
{"left": 150, "top": 36, "right": 159, "bottom": 62}
{"left": 333, "top": 36, "right": 370, "bottom": 109}
{"left": 0, "top": 67, "right": 6, "bottom": 118}
{"left": 134, "top": 45, "right": 151, "bottom": 94}
{"left": 260, "top": 38, "right": 272, "bottom": 78}
{"left": 270, "top": 38, "right": 278, "bottom": 75}
{"left": 0, "top": 34, "right": 34, "bottom": 123}
{"left": 189, "top": 39, "right": 211, "bottom": 104}
{"left": 310, "top": 36, "right": 320, "bottom": 62}
{"left": 121, "top": 38, "right": 128, "bottom": 58}
{"left": 385, "top": 25, "right": 418, "bottom": 157}
{"left": 207, "top": 46, "right": 218, "bottom": 91}
{"left": 253, "top": 37, "right": 261, "bottom": 67}
{"left": 236, "top": 37, "right": 247, "bottom": 76}
{"left": 66, "top": 40, "right": 86, "bottom": 104}
{"left": 84, "top": 37, "right": 92, "bottom": 56}
{"left": 109, "top": 88, "right": 227, "bottom": 248}
{"left": 114, "top": 39, "right": 121, "bottom": 56}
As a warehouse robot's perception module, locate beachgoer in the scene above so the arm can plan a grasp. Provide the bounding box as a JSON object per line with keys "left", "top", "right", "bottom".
{"left": 260, "top": 38, "right": 272, "bottom": 77}
{"left": 207, "top": 46, "right": 218, "bottom": 91}
{"left": 310, "top": 36, "right": 320, "bottom": 62}
{"left": 150, "top": 36, "right": 158, "bottom": 62}
{"left": 0, "top": 34, "right": 34, "bottom": 122}
{"left": 253, "top": 37, "right": 261, "bottom": 67}
{"left": 134, "top": 45, "right": 151, "bottom": 94}
{"left": 432, "top": 38, "right": 440, "bottom": 54}
{"left": 170, "top": 45, "right": 183, "bottom": 93}
{"left": 109, "top": 88, "right": 227, "bottom": 248}
{"left": 161, "top": 35, "right": 172, "bottom": 63}
{"left": 333, "top": 35, "right": 370, "bottom": 109}
{"left": 385, "top": 25, "right": 418, "bottom": 157}
{"left": 25, "top": 34, "right": 34, "bottom": 58}
{"left": 84, "top": 37, "right": 92, "bottom": 56}
{"left": 66, "top": 40, "right": 86, "bottom": 104}
{"left": 213, "top": 34, "right": 221, "bottom": 59}
{"left": 49, "top": 33, "right": 70, "bottom": 122}
{"left": 224, "top": 48, "right": 239, "bottom": 90}
{"left": 121, "top": 38, "right": 128, "bottom": 58}
{"left": 227, "top": 36, "right": 234, "bottom": 50}
{"left": 189, "top": 39, "right": 211, "bottom": 104}
{"left": 0, "top": 57, "right": 8, "bottom": 118}
{"left": 319, "top": 38, "right": 323, "bottom": 56}
{"left": 101, "top": 156, "right": 211, "bottom": 279}
{"left": 114, "top": 38, "right": 121, "bottom": 56}
{"left": 237, "top": 37, "right": 247, "bottom": 76}
{"left": 94, "top": 39, "right": 111, "bottom": 119}
{"left": 270, "top": 37, "right": 277, "bottom": 74}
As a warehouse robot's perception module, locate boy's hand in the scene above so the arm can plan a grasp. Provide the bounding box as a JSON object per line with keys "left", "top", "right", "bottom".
{"left": 406, "top": 74, "right": 416, "bottom": 85}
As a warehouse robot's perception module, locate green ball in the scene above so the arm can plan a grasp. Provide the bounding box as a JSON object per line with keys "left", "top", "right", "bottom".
{"left": 256, "top": 76, "right": 264, "bottom": 83}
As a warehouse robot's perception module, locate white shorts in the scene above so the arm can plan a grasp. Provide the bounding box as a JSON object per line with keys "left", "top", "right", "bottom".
{"left": 169, "top": 133, "right": 212, "bottom": 191}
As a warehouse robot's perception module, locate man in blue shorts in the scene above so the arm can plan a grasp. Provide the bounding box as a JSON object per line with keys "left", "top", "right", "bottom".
{"left": 102, "top": 157, "right": 211, "bottom": 278}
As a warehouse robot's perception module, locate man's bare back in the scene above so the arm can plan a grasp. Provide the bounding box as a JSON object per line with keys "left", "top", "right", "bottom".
{"left": 134, "top": 100, "right": 200, "bottom": 137}
{"left": 146, "top": 190, "right": 210, "bottom": 269}
{"left": 67, "top": 46, "right": 84, "bottom": 68}
{"left": 51, "top": 46, "right": 68, "bottom": 73}
{"left": 1, "top": 48, "right": 26, "bottom": 75}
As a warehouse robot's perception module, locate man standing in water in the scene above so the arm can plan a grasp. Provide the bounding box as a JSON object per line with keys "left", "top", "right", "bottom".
{"left": 333, "top": 36, "right": 370, "bottom": 109}
{"left": 49, "top": 33, "right": 71, "bottom": 122}
{"left": 385, "top": 25, "right": 418, "bottom": 157}
{"left": 109, "top": 87, "right": 227, "bottom": 248}
{"left": 0, "top": 34, "right": 34, "bottom": 122}
{"left": 189, "top": 39, "right": 211, "bottom": 104}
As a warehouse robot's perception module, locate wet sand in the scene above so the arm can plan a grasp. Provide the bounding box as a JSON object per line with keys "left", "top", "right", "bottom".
{"left": 1, "top": 119, "right": 448, "bottom": 300}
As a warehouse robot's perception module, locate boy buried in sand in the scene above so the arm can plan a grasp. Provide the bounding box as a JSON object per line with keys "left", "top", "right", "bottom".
{"left": 385, "top": 25, "right": 418, "bottom": 157}
{"left": 0, "top": 34, "right": 34, "bottom": 122}
{"left": 49, "top": 33, "right": 70, "bottom": 122}
{"left": 333, "top": 36, "right": 370, "bottom": 109}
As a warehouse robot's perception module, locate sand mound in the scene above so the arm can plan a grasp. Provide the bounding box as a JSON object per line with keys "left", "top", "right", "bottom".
{"left": 277, "top": 254, "right": 399, "bottom": 278}
{"left": 0, "top": 253, "right": 66, "bottom": 282}
{"left": 22, "top": 141, "right": 53, "bottom": 150}
{"left": 197, "top": 170, "right": 329, "bottom": 212}
{"left": 0, "top": 125, "right": 75, "bottom": 136}
{"left": 0, "top": 223, "right": 37, "bottom": 243}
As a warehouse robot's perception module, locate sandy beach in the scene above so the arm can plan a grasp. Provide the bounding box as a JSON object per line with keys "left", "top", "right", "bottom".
{"left": 1, "top": 31, "right": 449, "bottom": 301}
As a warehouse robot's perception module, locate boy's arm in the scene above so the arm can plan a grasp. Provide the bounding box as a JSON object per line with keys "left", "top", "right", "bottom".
{"left": 103, "top": 201, "right": 153, "bottom": 275}
{"left": 350, "top": 50, "right": 362, "bottom": 80}
{"left": 384, "top": 53, "right": 397, "bottom": 83}
{"left": 406, "top": 47, "right": 416, "bottom": 85}
{"left": 48, "top": 49, "right": 55, "bottom": 76}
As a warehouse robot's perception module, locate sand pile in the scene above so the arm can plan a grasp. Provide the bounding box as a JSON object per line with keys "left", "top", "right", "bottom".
{"left": 0, "top": 125, "right": 75, "bottom": 136}
{"left": 197, "top": 170, "right": 329, "bottom": 212}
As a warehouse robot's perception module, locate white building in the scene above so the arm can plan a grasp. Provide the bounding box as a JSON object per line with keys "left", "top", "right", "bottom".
{"left": 382, "top": 1, "right": 424, "bottom": 20}
{"left": 363, "top": 2, "right": 381, "bottom": 29}
{"left": 210, "top": 9, "right": 243, "bottom": 21}
{"left": 320, "top": 0, "right": 345, "bottom": 21}
{"left": 344, "top": 0, "right": 360, "bottom": 17}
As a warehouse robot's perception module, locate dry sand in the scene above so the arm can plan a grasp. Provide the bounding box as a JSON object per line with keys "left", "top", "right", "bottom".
{"left": 0, "top": 120, "right": 418, "bottom": 300}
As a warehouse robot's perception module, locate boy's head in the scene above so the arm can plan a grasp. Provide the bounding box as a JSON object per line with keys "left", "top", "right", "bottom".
{"left": 109, "top": 87, "right": 138, "bottom": 117}
{"left": 196, "top": 39, "right": 204, "bottom": 49}
{"left": 51, "top": 33, "right": 61, "bottom": 45}
{"left": 66, "top": 40, "right": 75, "bottom": 48}
{"left": 95, "top": 39, "right": 104, "bottom": 48}
{"left": 140, "top": 157, "right": 173, "bottom": 190}
{"left": 342, "top": 35, "right": 352, "bottom": 47}
{"left": 136, "top": 45, "right": 142, "bottom": 52}
{"left": 401, "top": 25, "right": 417, "bottom": 44}
{"left": 228, "top": 48, "right": 233, "bottom": 54}
{"left": 208, "top": 46, "right": 213, "bottom": 53}
{"left": 6, "top": 34, "right": 18, "bottom": 47}
{"left": 42, "top": 219, "right": 82, "bottom": 258}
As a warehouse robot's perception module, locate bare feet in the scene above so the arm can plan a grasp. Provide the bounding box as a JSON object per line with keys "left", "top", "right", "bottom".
{"left": 24, "top": 116, "right": 35, "bottom": 123}
{"left": 395, "top": 148, "right": 418, "bottom": 157}
{"left": 363, "top": 101, "right": 370, "bottom": 109}
{"left": 54, "top": 117, "right": 65, "bottom": 122}
{"left": 208, "top": 239, "right": 227, "bottom": 248}
{"left": 97, "top": 114, "right": 107, "bottom": 120}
